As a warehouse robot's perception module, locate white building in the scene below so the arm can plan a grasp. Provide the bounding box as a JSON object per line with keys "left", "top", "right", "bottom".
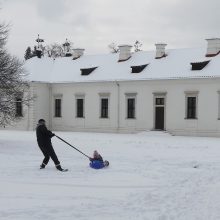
{"left": 5, "top": 38, "right": 220, "bottom": 136}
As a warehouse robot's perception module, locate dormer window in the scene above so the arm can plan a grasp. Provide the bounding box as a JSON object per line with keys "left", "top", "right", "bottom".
{"left": 80, "top": 67, "right": 98, "bottom": 75}
{"left": 190, "top": 60, "right": 210, "bottom": 70}
{"left": 131, "top": 64, "right": 148, "bottom": 73}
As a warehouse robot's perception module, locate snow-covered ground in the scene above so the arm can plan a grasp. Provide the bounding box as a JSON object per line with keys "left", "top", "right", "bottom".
{"left": 1, "top": 130, "right": 220, "bottom": 220}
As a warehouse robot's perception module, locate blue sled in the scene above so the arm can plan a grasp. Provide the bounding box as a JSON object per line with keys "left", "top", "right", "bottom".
{"left": 89, "top": 160, "right": 109, "bottom": 169}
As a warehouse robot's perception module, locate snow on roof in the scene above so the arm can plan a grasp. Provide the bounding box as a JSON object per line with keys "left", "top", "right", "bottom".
{"left": 24, "top": 47, "right": 220, "bottom": 83}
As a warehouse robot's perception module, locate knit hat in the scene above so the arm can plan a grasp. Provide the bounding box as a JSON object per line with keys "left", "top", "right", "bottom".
{"left": 93, "top": 150, "right": 99, "bottom": 157}
{"left": 38, "top": 119, "right": 46, "bottom": 123}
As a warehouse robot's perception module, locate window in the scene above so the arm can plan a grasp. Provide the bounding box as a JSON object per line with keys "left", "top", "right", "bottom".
{"left": 54, "top": 94, "right": 62, "bottom": 117}
{"left": 99, "top": 93, "right": 110, "bottom": 119}
{"left": 125, "top": 93, "right": 137, "bottom": 119}
{"left": 187, "top": 97, "right": 196, "bottom": 119}
{"left": 80, "top": 67, "right": 97, "bottom": 75}
{"left": 156, "top": 98, "right": 164, "bottom": 105}
{"left": 101, "top": 98, "right": 108, "bottom": 118}
{"left": 55, "top": 98, "right": 62, "bottom": 117}
{"left": 190, "top": 60, "right": 210, "bottom": 70}
{"left": 76, "top": 98, "right": 84, "bottom": 118}
{"left": 127, "top": 98, "right": 135, "bottom": 118}
{"left": 15, "top": 98, "right": 22, "bottom": 117}
{"left": 185, "top": 92, "right": 198, "bottom": 119}
{"left": 75, "top": 94, "right": 85, "bottom": 118}
{"left": 131, "top": 64, "right": 148, "bottom": 73}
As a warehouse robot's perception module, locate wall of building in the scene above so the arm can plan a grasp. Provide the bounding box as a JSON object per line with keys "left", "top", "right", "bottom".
{"left": 3, "top": 82, "right": 51, "bottom": 131}
{"left": 1, "top": 98, "right": 30, "bottom": 130}
{"left": 32, "top": 83, "right": 51, "bottom": 129}
{"left": 48, "top": 78, "right": 220, "bottom": 136}
{"left": 8, "top": 77, "right": 220, "bottom": 137}
{"left": 1, "top": 84, "right": 34, "bottom": 131}
{"left": 165, "top": 78, "right": 220, "bottom": 136}
{"left": 51, "top": 82, "right": 119, "bottom": 132}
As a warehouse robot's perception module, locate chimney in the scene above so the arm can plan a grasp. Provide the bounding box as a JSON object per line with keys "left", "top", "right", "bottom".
{"left": 118, "top": 45, "right": 132, "bottom": 62}
{"left": 155, "top": 43, "right": 167, "bottom": 59}
{"left": 73, "top": 48, "right": 85, "bottom": 60}
{"left": 205, "top": 38, "right": 220, "bottom": 57}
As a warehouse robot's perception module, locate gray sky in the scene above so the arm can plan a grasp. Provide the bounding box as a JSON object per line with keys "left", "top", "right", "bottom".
{"left": 0, "top": 0, "right": 220, "bottom": 59}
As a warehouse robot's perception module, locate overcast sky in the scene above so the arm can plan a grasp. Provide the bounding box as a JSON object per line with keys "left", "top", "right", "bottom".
{"left": 0, "top": 0, "right": 220, "bottom": 59}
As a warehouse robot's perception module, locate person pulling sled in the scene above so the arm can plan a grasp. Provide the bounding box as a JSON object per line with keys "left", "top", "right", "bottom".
{"left": 36, "top": 119, "right": 68, "bottom": 172}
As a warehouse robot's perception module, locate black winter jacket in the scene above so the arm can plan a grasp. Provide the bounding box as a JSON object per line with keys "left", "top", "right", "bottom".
{"left": 36, "top": 124, "right": 55, "bottom": 146}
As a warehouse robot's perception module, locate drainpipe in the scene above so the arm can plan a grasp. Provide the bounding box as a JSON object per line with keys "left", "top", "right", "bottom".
{"left": 116, "top": 81, "right": 120, "bottom": 132}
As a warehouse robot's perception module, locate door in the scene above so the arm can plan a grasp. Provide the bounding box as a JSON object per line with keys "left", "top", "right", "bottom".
{"left": 155, "top": 106, "right": 164, "bottom": 130}
{"left": 154, "top": 97, "right": 165, "bottom": 130}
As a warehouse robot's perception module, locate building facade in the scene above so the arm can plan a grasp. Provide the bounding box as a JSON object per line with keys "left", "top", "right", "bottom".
{"left": 4, "top": 38, "right": 220, "bottom": 136}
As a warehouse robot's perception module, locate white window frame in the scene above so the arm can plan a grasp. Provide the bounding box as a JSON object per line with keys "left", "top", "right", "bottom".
{"left": 75, "top": 93, "right": 85, "bottom": 118}
{"left": 15, "top": 97, "right": 23, "bottom": 117}
{"left": 185, "top": 91, "right": 199, "bottom": 120}
{"left": 53, "top": 94, "right": 63, "bottom": 118}
{"left": 99, "top": 93, "right": 110, "bottom": 119}
{"left": 125, "top": 93, "right": 137, "bottom": 119}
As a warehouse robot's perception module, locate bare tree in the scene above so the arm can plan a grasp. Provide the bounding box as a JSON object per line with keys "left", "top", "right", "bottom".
{"left": 44, "top": 43, "right": 65, "bottom": 58}
{"left": 0, "top": 23, "right": 29, "bottom": 126}
{"left": 44, "top": 40, "right": 74, "bottom": 58}
{"left": 108, "top": 42, "right": 119, "bottom": 53}
{"left": 134, "top": 40, "right": 142, "bottom": 52}
{"left": 0, "top": 22, "right": 8, "bottom": 48}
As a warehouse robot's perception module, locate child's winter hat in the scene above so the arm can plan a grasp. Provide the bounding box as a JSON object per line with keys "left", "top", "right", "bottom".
{"left": 93, "top": 150, "right": 99, "bottom": 156}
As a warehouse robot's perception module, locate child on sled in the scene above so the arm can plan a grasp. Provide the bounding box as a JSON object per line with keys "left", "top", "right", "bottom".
{"left": 89, "top": 150, "right": 103, "bottom": 162}
{"left": 89, "top": 150, "right": 109, "bottom": 168}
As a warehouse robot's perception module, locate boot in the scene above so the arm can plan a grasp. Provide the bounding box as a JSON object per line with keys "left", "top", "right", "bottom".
{"left": 40, "top": 163, "right": 46, "bottom": 169}
{"left": 56, "top": 164, "right": 68, "bottom": 172}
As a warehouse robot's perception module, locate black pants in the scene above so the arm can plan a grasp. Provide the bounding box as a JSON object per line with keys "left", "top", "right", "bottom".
{"left": 38, "top": 144, "right": 60, "bottom": 166}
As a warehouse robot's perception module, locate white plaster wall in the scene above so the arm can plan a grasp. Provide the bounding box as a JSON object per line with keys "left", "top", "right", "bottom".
{"left": 118, "top": 81, "right": 153, "bottom": 132}
{"left": 50, "top": 78, "right": 220, "bottom": 136}
{"left": 8, "top": 77, "right": 220, "bottom": 137}
{"left": 32, "top": 83, "right": 50, "bottom": 129}
{"left": 158, "top": 78, "right": 220, "bottom": 136}
{"left": 51, "top": 82, "right": 118, "bottom": 132}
